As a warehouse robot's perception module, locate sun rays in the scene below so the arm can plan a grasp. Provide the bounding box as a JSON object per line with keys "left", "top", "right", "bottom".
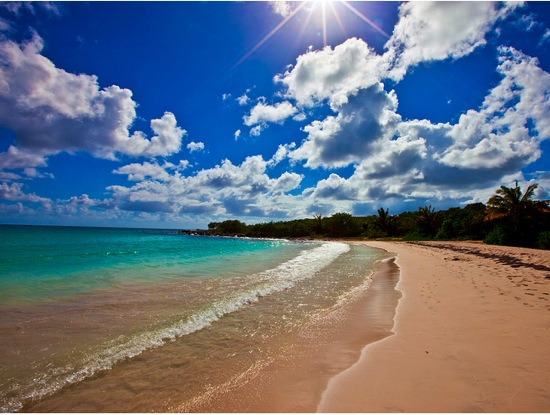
{"left": 231, "top": 1, "right": 308, "bottom": 70}
{"left": 340, "top": 1, "right": 390, "bottom": 39}
{"left": 232, "top": 0, "right": 390, "bottom": 70}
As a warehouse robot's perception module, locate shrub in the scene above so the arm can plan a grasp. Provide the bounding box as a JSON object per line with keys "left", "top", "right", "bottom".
{"left": 484, "top": 226, "right": 506, "bottom": 246}
{"left": 537, "top": 231, "right": 550, "bottom": 250}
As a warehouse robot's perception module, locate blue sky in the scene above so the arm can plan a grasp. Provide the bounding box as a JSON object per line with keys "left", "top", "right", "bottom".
{"left": 0, "top": 1, "right": 549, "bottom": 229}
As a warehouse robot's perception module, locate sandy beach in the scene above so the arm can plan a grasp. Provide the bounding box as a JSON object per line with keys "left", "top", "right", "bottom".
{"left": 320, "top": 241, "right": 550, "bottom": 412}
{"left": 193, "top": 240, "right": 550, "bottom": 413}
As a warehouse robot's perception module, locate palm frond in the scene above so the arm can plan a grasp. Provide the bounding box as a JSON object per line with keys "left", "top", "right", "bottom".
{"left": 521, "top": 183, "right": 538, "bottom": 203}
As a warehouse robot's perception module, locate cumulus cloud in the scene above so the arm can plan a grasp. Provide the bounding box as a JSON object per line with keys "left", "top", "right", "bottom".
{"left": 250, "top": 125, "right": 263, "bottom": 137}
{"left": 1, "top": 1, "right": 60, "bottom": 16}
{"left": 285, "top": 40, "right": 550, "bottom": 208}
{"left": 437, "top": 47, "right": 550, "bottom": 170}
{"left": 312, "top": 173, "right": 358, "bottom": 201}
{"left": 289, "top": 83, "right": 401, "bottom": 168}
{"left": 237, "top": 90, "right": 251, "bottom": 106}
{"left": 0, "top": 17, "right": 11, "bottom": 32}
{"left": 353, "top": 135, "right": 427, "bottom": 181}
{"left": 268, "top": 143, "right": 295, "bottom": 167}
{"left": 104, "top": 3, "right": 546, "bottom": 220}
{"left": 385, "top": 1, "right": 520, "bottom": 80}
{"left": 4, "top": 1, "right": 547, "bottom": 224}
{"left": 187, "top": 141, "right": 205, "bottom": 153}
{"left": 0, "top": 181, "right": 51, "bottom": 207}
{"left": 269, "top": 1, "right": 292, "bottom": 18}
{"left": 113, "top": 161, "right": 176, "bottom": 182}
{"left": 276, "top": 37, "right": 389, "bottom": 109}
{"left": 243, "top": 100, "right": 298, "bottom": 134}
{"left": 0, "top": 33, "right": 187, "bottom": 169}
{"left": 108, "top": 150, "right": 304, "bottom": 219}
{"left": 0, "top": 146, "right": 48, "bottom": 171}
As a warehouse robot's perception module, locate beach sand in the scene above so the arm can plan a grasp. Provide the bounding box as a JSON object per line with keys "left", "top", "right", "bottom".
{"left": 181, "top": 241, "right": 550, "bottom": 412}
{"left": 178, "top": 253, "right": 401, "bottom": 412}
{"left": 320, "top": 241, "right": 550, "bottom": 412}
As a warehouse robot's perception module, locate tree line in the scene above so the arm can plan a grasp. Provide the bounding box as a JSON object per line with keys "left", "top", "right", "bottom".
{"left": 206, "top": 182, "right": 550, "bottom": 249}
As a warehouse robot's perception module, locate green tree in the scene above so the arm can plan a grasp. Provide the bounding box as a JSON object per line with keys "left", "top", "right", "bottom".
{"left": 486, "top": 181, "right": 549, "bottom": 246}
{"left": 208, "top": 220, "right": 247, "bottom": 235}
{"left": 486, "top": 181, "right": 542, "bottom": 224}
{"left": 326, "top": 212, "right": 358, "bottom": 237}
{"left": 416, "top": 205, "right": 440, "bottom": 237}
{"left": 312, "top": 214, "right": 324, "bottom": 235}
{"left": 375, "top": 208, "right": 395, "bottom": 237}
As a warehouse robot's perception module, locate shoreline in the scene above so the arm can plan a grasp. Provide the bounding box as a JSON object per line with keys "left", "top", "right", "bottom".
{"left": 320, "top": 241, "right": 550, "bottom": 412}
{"left": 13, "top": 239, "right": 550, "bottom": 412}
{"left": 185, "top": 245, "right": 401, "bottom": 412}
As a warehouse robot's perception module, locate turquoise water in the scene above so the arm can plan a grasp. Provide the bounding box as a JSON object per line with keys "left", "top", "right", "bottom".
{"left": 0, "top": 225, "right": 388, "bottom": 412}
{"left": 0, "top": 225, "right": 302, "bottom": 306}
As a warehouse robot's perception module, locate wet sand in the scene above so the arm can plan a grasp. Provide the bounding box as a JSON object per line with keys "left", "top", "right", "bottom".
{"left": 184, "top": 255, "right": 401, "bottom": 412}
{"left": 320, "top": 241, "right": 550, "bottom": 412}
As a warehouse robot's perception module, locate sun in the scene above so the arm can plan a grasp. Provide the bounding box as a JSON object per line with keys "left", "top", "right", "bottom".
{"left": 307, "top": 0, "right": 390, "bottom": 48}
{"left": 232, "top": 1, "right": 390, "bottom": 70}
{"left": 312, "top": 0, "right": 330, "bottom": 47}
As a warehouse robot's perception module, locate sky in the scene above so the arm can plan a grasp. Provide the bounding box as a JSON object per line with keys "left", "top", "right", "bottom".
{"left": 0, "top": 1, "right": 549, "bottom": 229}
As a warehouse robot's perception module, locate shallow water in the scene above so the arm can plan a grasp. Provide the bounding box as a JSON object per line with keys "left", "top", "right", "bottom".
{"left": 0, "top": 225, "right": 389, "bottom": 412}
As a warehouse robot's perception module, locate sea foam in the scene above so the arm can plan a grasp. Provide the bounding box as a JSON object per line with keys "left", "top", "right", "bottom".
{"left": 3, "top": 241, "right": 349, "bottom": 412}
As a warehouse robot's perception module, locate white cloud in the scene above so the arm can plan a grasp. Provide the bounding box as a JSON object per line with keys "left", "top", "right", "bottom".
{"left": 107, "top": 149, "right": 305, "bottom": 219}
{"left": 4, "top": 2, "right": 547, "bottom": 224}
{"left": 0, "top": 146, "right": 48, "bottom": 170}
{"left": 113, "top": 161, "right": 175, "bottom": 182}
{"left": 0, "top": 181, "right": 51, "bottom": 207}
{"left": 0, "top": 17, "right": 11, "bottom": 32}
{"left": 269, "top": 1, "right": 292, "bottom": 18}
{"left": 244, "top": 101, "right": 297, "bottom": 127}
{"left": 385, "top": 2, "right": 520, "bottom": 80}
{"left": 290, "top": 83, "right": 401, "bottom": 168}
{"left": 0, "top": 33, "right": 187, "bottom": 169}
{"left": 353, "top": 135, "right": 427, "bottom": 180}
{"left": 178, "top": 160, "right": 190, "bottom": 170}
{"left": 187, "top": 141, "right": 205, "bottom": 153}
{"left": 250, "top": 125, "right": 263, "bottom": 137}
{"left": 312, "top": 173, "right": 358, "bottom": 201}
{"left": 22, "top": 167, "right": 54, "bottom": 179}
{"left": 438, "top": 47, "right": 550, "bottom": 170}
{"left": 268, "top": 143, "right": 295, "bottom": 167}
{"left": 276, "top": 37, "right": 389, "bottom": 109}
{"left": 1, "top": 2, "right": 60, "bottom": 16}
{"left": 284, "top": 39, "right": 550, "bottom": 208}
{"left": 237, "top": 90, "right": 251, "bottom": 106}
{"left": 272, "top": 171, "right": 303, "bottom": 194}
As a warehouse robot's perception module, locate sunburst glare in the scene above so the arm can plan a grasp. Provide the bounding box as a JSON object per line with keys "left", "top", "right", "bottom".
{"left": 233, "top": 0, "right": 389, "bottom": 70}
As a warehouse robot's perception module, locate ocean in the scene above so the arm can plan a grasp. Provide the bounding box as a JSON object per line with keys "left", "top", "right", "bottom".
{"left": 0, "top": 225, "right": 390, "bottom": 412}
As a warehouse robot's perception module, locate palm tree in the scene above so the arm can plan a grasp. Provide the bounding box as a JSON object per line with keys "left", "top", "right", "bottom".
{"left": 486, "top": 181, "right": 547, "bottom": 224}
{"left": 376, "top": 208, "right": 394, "bottom": 237}
{"left": 313, "top": 214, "right": 324, "bottom": 234}
{"left": 416, "top": 205, "right": 439, "bottom": 237}
{"left": 486, "top": 181, "right": 549, "bottom": 246}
